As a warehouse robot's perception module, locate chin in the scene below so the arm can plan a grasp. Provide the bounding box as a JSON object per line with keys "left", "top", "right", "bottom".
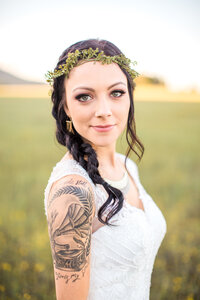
{"left": 88, "top": 136, "right": 118, "bottom": 148}
{"left": 78, "top": 131, "right": 120, "bottom": 148}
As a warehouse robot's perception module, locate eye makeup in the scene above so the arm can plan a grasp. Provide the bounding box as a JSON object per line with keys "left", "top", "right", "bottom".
{"left": 75, "top": 89, "right": 126, "bottom": 102}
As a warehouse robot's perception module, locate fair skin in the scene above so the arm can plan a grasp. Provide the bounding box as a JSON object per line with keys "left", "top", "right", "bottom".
{"left": 64, "top": 60, "right": 130, "bottom": 174}
{"left": 47, "top": 60, "right": 144, "bottom": 300}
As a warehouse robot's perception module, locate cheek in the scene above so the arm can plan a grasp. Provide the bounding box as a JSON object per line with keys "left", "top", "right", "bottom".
{"left": 66, "top": 98, "right": 86, "bottom": 121}
{"left": 117, "top": 98, "right": 130, "bottom": 120}
{"left": 119, "top": 100, "right": 130, "bottom": 130}
{"left": 70, "top": 107, "right": 91, "bottom": 128}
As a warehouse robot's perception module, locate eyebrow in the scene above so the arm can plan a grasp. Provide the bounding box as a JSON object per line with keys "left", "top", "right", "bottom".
{"left": 72, "top": 81, "right": 126, "bottom": 92}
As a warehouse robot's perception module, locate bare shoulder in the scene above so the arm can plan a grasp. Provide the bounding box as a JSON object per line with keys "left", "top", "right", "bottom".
{"left": 47, "top": 174, "right": 95, "bottom": 217}
{"left": 46, "top": 174, "right": 95, "bottom": 299}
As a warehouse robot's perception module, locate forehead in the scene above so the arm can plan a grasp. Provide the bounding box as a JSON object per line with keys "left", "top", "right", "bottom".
{"left": 64, "top": 61, "right": 127, "bottom": 89}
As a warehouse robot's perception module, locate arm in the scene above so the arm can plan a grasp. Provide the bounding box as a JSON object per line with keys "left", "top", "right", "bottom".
{"left": 47, "top": 174, "right": 95, "bottom": 300}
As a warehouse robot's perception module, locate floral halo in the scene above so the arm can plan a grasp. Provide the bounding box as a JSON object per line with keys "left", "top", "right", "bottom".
{"left": 45, "top": 47, "right": 140, "bottom": 86}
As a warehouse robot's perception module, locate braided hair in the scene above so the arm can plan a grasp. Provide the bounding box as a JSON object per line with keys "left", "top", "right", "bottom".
{"left": 51, "top": 38, "right": 144, "bottom": 226}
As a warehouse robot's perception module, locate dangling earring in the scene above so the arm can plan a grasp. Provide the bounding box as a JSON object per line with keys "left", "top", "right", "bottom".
{"left": 66, "top": 118, "right": 74, "bottom": 134}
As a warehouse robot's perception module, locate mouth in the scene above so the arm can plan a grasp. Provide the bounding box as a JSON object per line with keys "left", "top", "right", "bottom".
{"left": 91, "top": 124, "right": 115, "bottom": 132}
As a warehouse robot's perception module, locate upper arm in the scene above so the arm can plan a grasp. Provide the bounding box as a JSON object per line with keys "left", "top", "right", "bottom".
{"left": 46, "top": 174, "right": 95, "bottom": 300}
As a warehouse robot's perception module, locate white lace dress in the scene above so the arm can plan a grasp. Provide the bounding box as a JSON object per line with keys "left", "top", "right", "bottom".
{"left": 44, "top": 153, "right": 167, "bottom": 300}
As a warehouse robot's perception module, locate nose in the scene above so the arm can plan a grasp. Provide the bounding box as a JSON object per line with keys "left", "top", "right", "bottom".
{"left": 95, "top": 98, "right": 112, "bottom": 118}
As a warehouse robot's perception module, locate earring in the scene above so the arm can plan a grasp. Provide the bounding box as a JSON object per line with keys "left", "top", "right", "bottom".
{"left": 66, "top": 119, "right": 74, "bottom": 134}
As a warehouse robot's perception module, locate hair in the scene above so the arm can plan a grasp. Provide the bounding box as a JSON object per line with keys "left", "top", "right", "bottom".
{"left": 51, "top": 38, "right": 144, "bottom": 226}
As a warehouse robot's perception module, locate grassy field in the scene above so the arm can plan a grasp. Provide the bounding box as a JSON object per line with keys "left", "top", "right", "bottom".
{"left": 0, "top": 97, "right": 199, "bottom": 300}
{"left": 0, "top": 83, "right": 200, "bottom": 102}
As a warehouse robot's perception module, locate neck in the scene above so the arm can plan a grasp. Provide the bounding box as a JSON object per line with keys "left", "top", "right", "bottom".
{"left": 92, "top": 144, "right": 125, "bottom": 181}
{"left": 93, "top": 144, "right": 117, "bottom": 169}
{"left": 65, "top": 143, "right": 117, "bottom": 167}
{"left": 65, "top": 143, "right": 124, "bottom": 180}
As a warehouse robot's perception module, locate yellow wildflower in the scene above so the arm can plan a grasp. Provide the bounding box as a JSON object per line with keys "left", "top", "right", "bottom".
{"left": 2, "top": 262, "right": 11, "bottom": 271}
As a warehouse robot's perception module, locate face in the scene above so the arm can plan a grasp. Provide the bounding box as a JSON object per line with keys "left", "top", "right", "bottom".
{"left": 63, "top": 60, "right": 130, "bottom": 149}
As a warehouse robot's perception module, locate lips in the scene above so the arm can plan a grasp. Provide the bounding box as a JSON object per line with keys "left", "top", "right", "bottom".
{"left": 93, "top": 124, "right": 114, "bottom": 128}
{"left": 91, "top": 124, "right": 115, "bottom": 132}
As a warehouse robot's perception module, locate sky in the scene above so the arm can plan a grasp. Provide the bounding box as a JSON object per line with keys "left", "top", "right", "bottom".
{"left": 0, "top": 0, "right": 199, "bottom": 91}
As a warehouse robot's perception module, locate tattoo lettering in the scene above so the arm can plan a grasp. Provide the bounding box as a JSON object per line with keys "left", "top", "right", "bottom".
{"left": 48, "top": 185, "right": 93, "bottom": 273}
{"left": 55, "top": 271, "right": 80, "bottom": 284}
{"left": 63, "top": 178, "right": 74, "bottom": 185}
{"left": 74, "top": 180, "right": 87, "bottom": 186}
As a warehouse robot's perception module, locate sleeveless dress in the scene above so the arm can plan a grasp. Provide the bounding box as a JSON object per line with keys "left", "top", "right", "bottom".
{"left": 44, "top": 153, "right": 167, "bottom": 300}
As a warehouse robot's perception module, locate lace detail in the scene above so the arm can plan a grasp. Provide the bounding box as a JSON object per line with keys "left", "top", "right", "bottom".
{"left": 44, "top": 153, "right": 167, "bottom": 300}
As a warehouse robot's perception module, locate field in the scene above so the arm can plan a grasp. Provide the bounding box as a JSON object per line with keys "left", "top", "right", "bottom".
{"left": 0, "top": 97, "right": 199, "bottom": 299}
{"left": 0, "top": 83, "right": 200, "bottom": 102}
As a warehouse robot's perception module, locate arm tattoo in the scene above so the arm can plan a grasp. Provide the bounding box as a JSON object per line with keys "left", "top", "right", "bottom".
{"left": 55, "top": 271, "right": 81, "bottom": 284}
{"left": 48, "top": 181, "right": 88, "bottom": 209}
{"left": 48, "top": 185, "right": 93, "bottom": 274}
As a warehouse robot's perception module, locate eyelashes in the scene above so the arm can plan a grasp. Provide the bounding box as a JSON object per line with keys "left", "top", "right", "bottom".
{"left": 75, "top": 90, "right": 126, "bottom": 102}
{"left": 75, "top": 94, "right": 91, "bottom": 102}
{"left": 111, "top": 90, "right": 126, "bottom": 98}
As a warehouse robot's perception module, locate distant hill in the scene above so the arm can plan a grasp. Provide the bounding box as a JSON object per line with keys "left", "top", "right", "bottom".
{"left": 135, "top": 75, "right": 165, "bottom": 86}
{"left": 0, "top": 69, "right": 43, "bottom": 85}
{"left": 0, "top": 68, "right": 165, "bottom": 86}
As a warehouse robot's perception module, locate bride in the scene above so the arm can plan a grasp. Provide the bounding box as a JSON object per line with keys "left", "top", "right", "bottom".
{"left": 44, "top": 38, "right": 167, "bottom": 300}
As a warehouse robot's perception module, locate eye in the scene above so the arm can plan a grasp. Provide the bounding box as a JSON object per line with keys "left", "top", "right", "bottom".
{"left": 111, "top": 90, "right": 126, "bottom": 98}
{"left": 75, "top": 93, "right": 92, "bottom": 102}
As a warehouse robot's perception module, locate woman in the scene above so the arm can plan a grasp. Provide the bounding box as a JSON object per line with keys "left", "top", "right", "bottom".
{"left": 44, "top": 38, "right": 167, "bottom": 300}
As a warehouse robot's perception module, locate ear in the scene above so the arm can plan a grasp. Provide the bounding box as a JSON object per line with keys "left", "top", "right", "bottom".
{"left": 63, "top": 101, "right": 71, "bottom": 118}
{"left": 62, "top": 84, "right": 71, "bottom": 118}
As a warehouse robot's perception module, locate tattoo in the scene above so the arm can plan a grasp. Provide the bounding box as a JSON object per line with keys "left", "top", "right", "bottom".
{"left": 55, "top": 271, "right": 80, "bottom": 283}
{"left": 55, "top": 262, "right": 88, "bottom": 285}
{"left": 60, "top": 178, "right": 87, "bottom": 188}
{"left": 74, "top": 180, "right": 87, "bottom": 186}
{"left": 63, "top": 178, "right": 74, "bottom": 185}
{"left": 48, "top": 181, "right": 89, "bottom": 208}
{"left": 48, "top": 184, "right": 93, "bottom": 274}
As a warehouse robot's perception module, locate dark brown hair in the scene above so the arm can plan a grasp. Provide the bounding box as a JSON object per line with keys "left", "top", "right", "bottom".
{"left": 51, "top": 38, "right": 144, "bottom": 226}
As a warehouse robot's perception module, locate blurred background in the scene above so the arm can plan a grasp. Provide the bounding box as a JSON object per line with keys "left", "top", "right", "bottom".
{"left": 0, "top": 0, "right": 199, "bottom": 299}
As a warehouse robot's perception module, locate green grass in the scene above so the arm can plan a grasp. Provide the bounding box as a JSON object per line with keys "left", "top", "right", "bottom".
{"left": 0, "top": 98, "right": 199, "bottom": 300}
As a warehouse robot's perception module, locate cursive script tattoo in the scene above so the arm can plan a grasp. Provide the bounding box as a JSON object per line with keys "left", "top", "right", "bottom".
{"left": 55, "top": 271, "right": 80, "bottom": 284}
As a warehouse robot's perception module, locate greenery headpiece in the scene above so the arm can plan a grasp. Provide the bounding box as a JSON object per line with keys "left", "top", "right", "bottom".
{"left": 45, "top": 47, "right": 139, "bottom": 86}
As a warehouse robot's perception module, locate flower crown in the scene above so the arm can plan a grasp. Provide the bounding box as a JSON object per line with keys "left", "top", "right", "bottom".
{"left": 45, "top": 47, "right": 140, "bottom": 85}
